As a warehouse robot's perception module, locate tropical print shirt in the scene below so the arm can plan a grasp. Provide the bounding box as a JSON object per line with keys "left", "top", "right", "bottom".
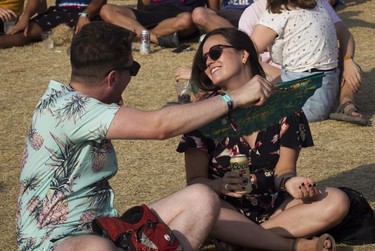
{"left": 177, "top": 110, "right": 314, "bottom": 224}
{"left": 16, "top": 80, "right": 120, "bottom": 251}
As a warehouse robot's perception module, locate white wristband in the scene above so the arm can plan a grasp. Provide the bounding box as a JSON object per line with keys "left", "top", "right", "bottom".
{"left": 78, "top": 12, "right": 88, "bottom": 18}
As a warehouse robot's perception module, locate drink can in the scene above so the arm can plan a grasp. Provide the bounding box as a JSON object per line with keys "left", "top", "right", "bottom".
{"left": 3, "top": 19, "right": 16, "bottom": 33}
{"left": 230, "top": 154, "right": 252, "bottom": 194}
{"left": 140, "top": 30, "right": 150, "bottom": 54}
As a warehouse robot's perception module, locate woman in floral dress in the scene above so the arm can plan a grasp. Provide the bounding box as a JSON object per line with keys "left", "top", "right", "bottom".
{"left": 177, "top": 27, "right": 349, "bottom": 251}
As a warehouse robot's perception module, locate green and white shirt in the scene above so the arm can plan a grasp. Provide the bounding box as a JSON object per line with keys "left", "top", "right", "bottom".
{"left": 17, "top": 80, "right": 120, "bottom": 251}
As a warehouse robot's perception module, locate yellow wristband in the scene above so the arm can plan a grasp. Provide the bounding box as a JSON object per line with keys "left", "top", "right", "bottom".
{"left": 344, "top": 55, "right": 353, "bottom": 61}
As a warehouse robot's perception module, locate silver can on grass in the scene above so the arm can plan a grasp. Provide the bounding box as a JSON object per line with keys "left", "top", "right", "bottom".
{"left": 140, "top": 30, "right": 150, "bottom": 54}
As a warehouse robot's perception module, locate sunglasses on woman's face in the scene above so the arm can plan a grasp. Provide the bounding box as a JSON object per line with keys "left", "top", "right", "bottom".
{"left": 199, "top": 44, "right": 237, "bottom": 70}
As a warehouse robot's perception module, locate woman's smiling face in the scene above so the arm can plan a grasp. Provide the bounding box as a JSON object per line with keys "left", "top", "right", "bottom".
{"left": 202, "top": 35, "right": 245, "bottom": 91}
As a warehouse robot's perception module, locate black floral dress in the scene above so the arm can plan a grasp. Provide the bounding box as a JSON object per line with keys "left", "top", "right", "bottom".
{"left": 177, "top": 110, "right": 314, "bottom": 224}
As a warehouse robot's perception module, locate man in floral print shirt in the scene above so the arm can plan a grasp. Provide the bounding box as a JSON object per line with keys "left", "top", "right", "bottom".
{"left": 16, "top": 22, "right": 275, "bottom": 251}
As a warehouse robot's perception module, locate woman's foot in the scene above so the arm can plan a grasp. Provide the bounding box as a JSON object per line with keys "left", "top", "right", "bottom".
{"left": 294, "top": 234, "right": 336, "bottom": 251}
{"left": 329, "top": 100, "right": 371, "bottom": 126}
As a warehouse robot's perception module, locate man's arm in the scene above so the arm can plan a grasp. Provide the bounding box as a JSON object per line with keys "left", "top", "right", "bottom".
{"left": 107, "top": 75, "right": 274, "bottom": 140}
{"left": 75, "top": 0, "right": 107, "bottom": 33}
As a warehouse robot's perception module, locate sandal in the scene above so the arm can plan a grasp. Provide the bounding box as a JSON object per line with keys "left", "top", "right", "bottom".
{"left": 316, "top": 234, "right": 337, "bottom": 251}
{"left": 329, "top": 100, "right": 371, "bottom": 126}
{"left": 293, "top": 234, "right": 337, "bottom": 251}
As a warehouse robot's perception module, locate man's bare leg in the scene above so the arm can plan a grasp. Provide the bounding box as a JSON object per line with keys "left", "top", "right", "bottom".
{"left": 192, "top": 7, "right": 233, "bottom": 33}
{"left": 0, "top": 22, "right": 43, "bottom": 48}
{"left": 150, "top": 184, "right": 220, "bottom": 250}
{"left": 55, "top": 235, "right": 123, "bottom": 251}
{"left": 150, "top": 12, "right": 197, "bottom": 39}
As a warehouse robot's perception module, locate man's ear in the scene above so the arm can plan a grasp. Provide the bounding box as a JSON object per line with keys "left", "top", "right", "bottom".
{"left": 106, "top": 71, "right": 116, "bottom": 87}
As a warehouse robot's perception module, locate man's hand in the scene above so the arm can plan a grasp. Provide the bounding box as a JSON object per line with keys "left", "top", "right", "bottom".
{"left": 0, "top": 7, "right": 17, "bottom": 22}
{"left": 231, "top": 75, "right": 276, "bottom": 108}
{"left": 75, "top": 15, "right": 90, "bottom": 34}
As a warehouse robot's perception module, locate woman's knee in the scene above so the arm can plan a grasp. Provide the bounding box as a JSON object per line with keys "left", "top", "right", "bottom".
{"left": 321, "top": 187, "right": 350, "bottom": 224}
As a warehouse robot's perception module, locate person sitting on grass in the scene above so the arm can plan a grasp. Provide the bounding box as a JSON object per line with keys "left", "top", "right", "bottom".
{"left": 99, "top": 0, "right": 205, "bottom": 48}
{"left": 0, "top": 0, "right": 104, "bottom": 49}
{"left": 177, "top": 27, "right": 350, "bottom": 251}
{"left": 244, "top": 0, "right": 369, "bottom": 125}
{"left": 16, "top": 21, "right": 275, "bottom": 251}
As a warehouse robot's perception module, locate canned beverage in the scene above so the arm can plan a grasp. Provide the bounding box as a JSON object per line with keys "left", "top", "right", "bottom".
{"left": 3, "top": 19, "right": 16, "bottom": 33}
{"left": 230, "top": 154, "right": 252, "bottom": 194}
{"left": 140, "top": 30, "right": 150, "bottom": 54}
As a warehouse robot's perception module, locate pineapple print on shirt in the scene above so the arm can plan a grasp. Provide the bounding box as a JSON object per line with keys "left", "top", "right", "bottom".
{"left": 17, "top": 80, "right": 120, "bottom": 251}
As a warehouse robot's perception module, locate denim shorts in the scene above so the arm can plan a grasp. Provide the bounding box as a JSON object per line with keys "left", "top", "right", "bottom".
{"left": 281, "top": 68, "right": 340, "bottom": 122}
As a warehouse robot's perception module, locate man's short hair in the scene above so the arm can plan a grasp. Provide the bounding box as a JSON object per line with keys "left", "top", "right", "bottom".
{"left": 70, "top": 21, "right": 136, "bottom": 83}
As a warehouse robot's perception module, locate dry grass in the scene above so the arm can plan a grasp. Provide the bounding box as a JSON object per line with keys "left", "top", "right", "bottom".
{"left": 0, "top": 0, "right": 374, "bottom": 250}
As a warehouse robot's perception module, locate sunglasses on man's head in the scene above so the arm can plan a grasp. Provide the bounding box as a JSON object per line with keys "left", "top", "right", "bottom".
{"left": 107, "top": 60, "right": 141, "bottom": 77}
{"left": 198, "top": 44, "right": 237, "bottom": 70}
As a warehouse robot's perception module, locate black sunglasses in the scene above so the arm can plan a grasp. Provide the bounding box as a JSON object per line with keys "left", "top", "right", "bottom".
{"left": 106, "top": 61, "right": 141, "bottom": 77}
{"left": 199, "top": 44, "right": 237, "bottom": 70}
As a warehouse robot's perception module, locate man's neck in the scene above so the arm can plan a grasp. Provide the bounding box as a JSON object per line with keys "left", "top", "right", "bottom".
{"left": 69, "top": 82, "right": 106, "bottom": 102}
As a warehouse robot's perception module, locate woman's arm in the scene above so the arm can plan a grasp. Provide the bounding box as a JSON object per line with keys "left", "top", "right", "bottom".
{"left": 184, "top": 148, "right": 211, "bottom": 186}
{"left": 250, "top": 24, "right": 277, "bottom": 55}
{"left": 184, "top": 148, "right": 243, "bottom": 198}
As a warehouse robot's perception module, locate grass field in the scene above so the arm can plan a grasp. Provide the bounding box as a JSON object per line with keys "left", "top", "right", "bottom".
{"left": 0, "top": 0, "right": 374, "bottom": 250}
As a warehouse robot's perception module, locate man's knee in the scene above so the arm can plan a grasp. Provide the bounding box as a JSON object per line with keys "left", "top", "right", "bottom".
{"left": 187, "top": 184, "right": 220, "bottom": 214}
{"left": 100, "top": 4, "right": 115, "bottom": 21}
{"left": 100, "top": 5, "right": 132, "bottom": 21}
{"left": 55, "top": 235, "right": 122, "bottom": 251}
{"left": 192, "top": 7, "right": 211, "bottom": 27}
{"left": 175, "top": 12, "right": 194, "bottom": 30}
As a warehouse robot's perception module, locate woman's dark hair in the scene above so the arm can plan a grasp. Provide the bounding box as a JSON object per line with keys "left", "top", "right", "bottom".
{"left": 267, "top": 0, "right": 316, "bottom": 14}
{"left": 70, "top": 21, "right": 136, "bottom": 84}
{"left": 191, "top": 28, "right": 265, "bottom": 94}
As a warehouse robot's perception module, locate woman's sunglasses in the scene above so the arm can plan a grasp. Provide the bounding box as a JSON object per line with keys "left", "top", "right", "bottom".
{"left": 198, "top": 44, "right": 237, "bottom": 70}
